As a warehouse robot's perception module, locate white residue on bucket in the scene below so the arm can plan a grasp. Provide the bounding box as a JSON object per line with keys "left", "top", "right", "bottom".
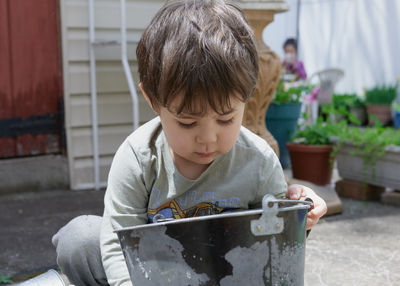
{"left": 270, "top": 236, "right": 305, "bottom": 284}
{"left": 220, "top": 241, "right": 270, "bottom": 286}
{"left": 135, "top": 257, "right": 151, "bottom": 279}
{"left": 129, "top": 226, "right": 209, "bottom": 285}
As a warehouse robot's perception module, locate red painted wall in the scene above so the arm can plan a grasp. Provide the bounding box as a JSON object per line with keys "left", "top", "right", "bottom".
{"left": 0, "top": 0, "right": 63, "bottom": 158}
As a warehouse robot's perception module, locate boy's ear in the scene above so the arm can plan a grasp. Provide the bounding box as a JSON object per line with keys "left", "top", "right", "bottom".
{"left": 139, "top": 82, "right": 159, "bottom": 113}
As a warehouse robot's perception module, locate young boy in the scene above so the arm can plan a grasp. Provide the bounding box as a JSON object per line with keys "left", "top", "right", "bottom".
{"left": 52, "top": 1, "right": 326, "bottom": 285}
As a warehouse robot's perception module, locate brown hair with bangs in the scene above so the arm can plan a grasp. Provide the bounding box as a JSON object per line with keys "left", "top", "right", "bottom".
{"left": 136, "top": 0, "right": 259, "bottom": 115}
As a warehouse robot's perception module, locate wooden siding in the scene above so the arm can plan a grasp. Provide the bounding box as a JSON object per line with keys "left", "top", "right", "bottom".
{"left": 60, "top": 0, "right": 163, "bottom": 190}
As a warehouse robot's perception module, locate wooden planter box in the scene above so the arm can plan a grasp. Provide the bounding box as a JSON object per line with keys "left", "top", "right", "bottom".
{"left": 335, "top": 179, "right": 385, "bottom": 201}
{"left": 336, "top": 144, "right": 400, "bottom": 190}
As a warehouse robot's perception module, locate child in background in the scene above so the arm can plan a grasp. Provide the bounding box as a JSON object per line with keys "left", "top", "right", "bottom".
{"left": 52, "top": 1, "right": 326, "bottom": 285}
{"left": 282, "top": 38, "right": 307, "bottom": 81}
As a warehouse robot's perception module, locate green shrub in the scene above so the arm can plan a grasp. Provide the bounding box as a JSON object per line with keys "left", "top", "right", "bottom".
{"left": 365, "top": 84, "right": 397, "bottom": 105}
{"left": 332, "top": 125, "right": 400, "bottom": 181}
{"left": 291, "top": 117, "right": 345, "bottom": 145}
{"left": 273, "top": 79, "right": 315, "bottom": 104}
{"left": 332, "top": 93, "right": 364, "bottom": 109}
{"left": 322, "top": 97, "right": 363, "bottom": 126}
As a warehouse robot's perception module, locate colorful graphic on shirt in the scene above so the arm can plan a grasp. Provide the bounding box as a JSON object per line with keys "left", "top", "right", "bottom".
{"left": 147, "top": 189, "right": 242, "bottom": 223}
{"left": 147, "top": 200, "right": 225, "bottom": 223}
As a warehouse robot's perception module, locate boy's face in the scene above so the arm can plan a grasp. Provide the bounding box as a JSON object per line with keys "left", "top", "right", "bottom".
{"left": 158, "top": 95, "right": 245, "bottom": 177}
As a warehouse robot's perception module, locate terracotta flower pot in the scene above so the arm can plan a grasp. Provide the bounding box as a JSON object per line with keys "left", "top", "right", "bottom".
{"left": 366, "top": 104, "right": 392, "bottom": 126}
{"left": 286, "top": 143, "right": 333, "bottom": 185}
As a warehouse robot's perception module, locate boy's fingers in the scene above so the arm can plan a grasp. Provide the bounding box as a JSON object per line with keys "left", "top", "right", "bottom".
{"left": 306, "top": 205, "right": 326, "bottom": 230}
{"left": 309, "top": 192, "right": 328, "bottom": 217}
{"left": 287, "top": 184, "right": 304, "bottom": 200}
{"left": 306, "top": 216, "right": 317, "bottom": 230}
{"left": 286, "top": 184, "right": 327, "bottom": 230}
{"left": 306, "top": 210, "right": 319, "bottom": 229}
{"left": 312, "top": 203, "right": 327, "bottom": 217}
{"left": 287, "top": 184, "right": 327, "bottom": 230}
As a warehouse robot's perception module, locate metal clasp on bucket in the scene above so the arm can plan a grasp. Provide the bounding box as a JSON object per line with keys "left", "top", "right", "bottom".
{"left": 251, "top": 195, "right": 284, "bottom": 236}
{"left": 251, "top": 195, "right": 313, "bottom": 236}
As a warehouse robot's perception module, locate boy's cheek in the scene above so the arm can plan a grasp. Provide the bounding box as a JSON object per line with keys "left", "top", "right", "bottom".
{"left": 220, "top": 127, "right": 241, "bottom": 152}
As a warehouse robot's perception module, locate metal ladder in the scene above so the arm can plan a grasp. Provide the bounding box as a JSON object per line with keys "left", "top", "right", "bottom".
{"left": 88, "top": 0, "right": 139, "bottom": 190}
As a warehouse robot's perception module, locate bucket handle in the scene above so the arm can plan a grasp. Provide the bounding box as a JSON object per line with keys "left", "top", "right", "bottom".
{"left": 250, "top": 195, "right": 312, "bottom": 236}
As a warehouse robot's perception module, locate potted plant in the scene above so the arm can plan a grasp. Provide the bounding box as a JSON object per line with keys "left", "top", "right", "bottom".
{"left": 345, "top": 94, "right": 367, "bottom": 125}
{"left": 324, "top": 93, "right": 366, "bottom": 125}
{"left": 286, "top": 118, "right": 342, "bottom": 185}
{"left": 333, "top": 125, "right": 400, "bottom": 190}
{"left": 265, "top": 79, "right": 304, "bottom": 168}
{"left": 328, "top": 93, "right": 352, "bottom": 123}
{"left": 365, "top": 84, "right": 397, "bottom": 126}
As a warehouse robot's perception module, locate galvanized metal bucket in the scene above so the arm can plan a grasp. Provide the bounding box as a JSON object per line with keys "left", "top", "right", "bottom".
{"left": 18, "top": 269, "right": 66, "bottom": 286}
{"left": 116, "top": 195, "right": 311, "bottom": 286}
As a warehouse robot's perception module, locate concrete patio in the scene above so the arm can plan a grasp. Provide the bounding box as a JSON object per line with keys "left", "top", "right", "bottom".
{"left": 1, "top": 187, "right": 399, "bottom": 285}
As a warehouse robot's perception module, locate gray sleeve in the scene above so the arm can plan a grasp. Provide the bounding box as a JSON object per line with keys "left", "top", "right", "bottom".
{"left": 100, "top": 140, "right": 150, "bottom": 286}
{"left": 251, "top": 146, "right": 287, "bottom": 208}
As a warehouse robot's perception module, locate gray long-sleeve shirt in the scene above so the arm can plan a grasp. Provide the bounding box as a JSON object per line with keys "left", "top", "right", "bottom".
{"left": 100, "top": 117, "right": 287, "bottom": 286}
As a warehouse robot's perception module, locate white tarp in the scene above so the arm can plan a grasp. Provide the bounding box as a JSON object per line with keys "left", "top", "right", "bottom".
{"left": 263, "top": 0, "right": 400, "bottom": 95}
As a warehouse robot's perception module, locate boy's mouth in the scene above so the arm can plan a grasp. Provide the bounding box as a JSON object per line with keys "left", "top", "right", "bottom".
{"left": 195, "top": 152, "right": 215, "bottom": 158}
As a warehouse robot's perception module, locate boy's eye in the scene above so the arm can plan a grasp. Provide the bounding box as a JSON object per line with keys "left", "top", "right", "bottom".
{"left": 218, "top": 118, "right": 234, "bottom": 125}
{"left": 178, "top": 121, "right": 196, "bottom": 128}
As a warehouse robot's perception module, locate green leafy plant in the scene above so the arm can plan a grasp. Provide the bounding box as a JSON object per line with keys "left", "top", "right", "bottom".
{"left": 292, "top": 101, "right": 400, "bottom": 186}
{"left": 291, "top": 117, "right": 345, "bottom": 145}
{"left": 273, "top": 79, "right": 315, "bottom": 104}
{"left": 332, "top": 93, "right": 365, "bottom": 109}
{"left": 332, "top": 125, "right": 400, "bottom": 183}
{"left": 322, "top": 94, "right": 366, "bottom": 126}
{"left": 274, "top": 80, "right": 301, "bottom": 104}
{"left": 0, "top": 275, "right": 13, "bottom": 284}
{"left": 348, "top": 95, "right": 365, "bottom": 109}
{"left": 365, "top": 84, "right": 397, "bottom": 105}
{"left": 322, "top": 102, "right": 362, "bottom": 126}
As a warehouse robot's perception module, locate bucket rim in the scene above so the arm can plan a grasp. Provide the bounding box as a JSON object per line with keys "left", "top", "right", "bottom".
{"left": 115, "top": 204, "right": 309, "bottom": 233}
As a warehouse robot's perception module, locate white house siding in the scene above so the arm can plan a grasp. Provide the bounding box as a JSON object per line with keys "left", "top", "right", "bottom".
{"left": 60, "top": 0, "right": 165, "bottom": 190}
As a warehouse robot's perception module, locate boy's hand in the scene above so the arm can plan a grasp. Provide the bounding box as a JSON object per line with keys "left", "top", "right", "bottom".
{"left": 286, "top": 184, "right": 327, "bottom": 230}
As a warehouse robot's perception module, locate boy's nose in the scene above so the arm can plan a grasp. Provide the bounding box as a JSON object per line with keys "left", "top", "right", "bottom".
{"left": 196, "top": 130, "right": 217, "bottom": 144}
